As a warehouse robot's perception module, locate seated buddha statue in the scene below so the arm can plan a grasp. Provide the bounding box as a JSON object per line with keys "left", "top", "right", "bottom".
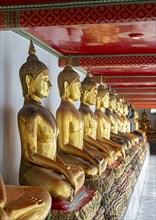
{"left": 105, "top": 90, "right": 118, "bottom": 134}
{"left": 139, "top": 110, "right": 156, "bottom": 134}
{"left": 133, "top": 110, "right": 146, "bottom": 137}
{"left": 94, "top": 82, "right": 124, "bottom": 157}
{"left": 121, "top": 99, "right": 131, "bottom": 133}
{"left": 114, "top": 97, "right": 132, "bottom": 139}
{"left": 18, "top": 40, "right": 85, "bottom": 203}
{"left": 120, "top": 98, "right": 140, "bottom": 144}
{"left": 128, "top": 103, "right": 136, "bottom": 132}
{"left": 79, "top": 74, "right": 121, "bottom": 166}
{"left": 56, "top": 65, "right": 105, "bottom": 179}
{"left": 126, "top": 105, "right": 146, "bottom": 140}
{"left": 134, "top": 110, "right": 140, "bottom": 131}
{"left": 105, "top": 91, "right": 130, "bottom": 147}
{"left": 0, "top": 175, "right": 51, "bottom": 220}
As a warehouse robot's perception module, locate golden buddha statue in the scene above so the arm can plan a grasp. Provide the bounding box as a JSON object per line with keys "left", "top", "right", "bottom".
{"left": 125, "top": 103, "right": 145, "bottom": 138}
{"left": 106, "top": 91, "right": 118, "bottom": 134}
{"left": 121, "top": 99, "right": 131, "bottom": 133}
{"left": 105, "top": 91, "right": 134, "bottom": 149}
{"left": 0, "top": 175, "right": 51, "bottom": 220}
{"left": 134, "top": 110, "right": 139, "bottom": 130}
{"left": 139, "top": 110, "right": 156, "bottom": 134}
{"left": 56, "top": 65, "right": 104, "bottom": 179}
{"left": 95, "top": 82, "right": 124, "bottom": 156}
{"left": 133, "top": 109, "right": 146, "bottom": 137}
{"left": 79, "top": 75, "right": 123, "bottom": 166}
{"left": 80, "top": 74, "right": 116, "bottom": 162}
{"left": 95, "top": 81, "right": 111, "bottom": 140}
{"left": 114, "top": 97, "right": 126, "bottom": 133}
{"left": 18, "top": 40, "right": 85, "bottom": 203}
{"left": 105, "top": 91, "right": 124, "bottom": 141}
{"left": 115, "top": 97, "right": 131, "bottom": 136}
{"left": 120, "top": 98, "right": 140, "bottom": 145}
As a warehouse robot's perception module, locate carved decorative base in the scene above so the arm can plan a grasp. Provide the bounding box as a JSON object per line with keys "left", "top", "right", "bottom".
{"left": 128, "top": 169, "right": 136, "bottom": 189}
{"left": 125, "top": 184, "right": 132, "bottom": 201}
{"left": 123, "top": 155, "right": 131, "bottom": 166}
{"left": 85, "top": 169, "right": 115, "bottom": 194}
{"left": 93, "top": 206, "right": 105, "bottom": 220}
{"left": 114, "top": 162, "right": 125, "bottom": 179}
{"left": 51, "top": 188, "right": 101, "bottom": 220}
{"left": 105, "top": 191, "right": 126, "bottom": 219}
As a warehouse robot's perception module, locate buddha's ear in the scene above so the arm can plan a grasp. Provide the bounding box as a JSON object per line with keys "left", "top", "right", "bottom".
{"left": 64, "top": 81, "right": 69, "bottom": 90}
{"left": 84, "top": 90, "right": 89, "bottom": 97}
{"left": 26, "top": 75, "right": 34, "bottom": 94}
{"left": 26, "top": 75, "right": 33, "bottom": 87}
{"left": 81, "top": 90, "right": 89, "bottom": 104}
{"left": 63, "top": 81, "right": 70, "bottom": 98}
{"left": 96, "top": 96, "right": 101, "bottom": 102}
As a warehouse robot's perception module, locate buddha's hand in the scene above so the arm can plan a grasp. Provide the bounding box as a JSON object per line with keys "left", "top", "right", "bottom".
{"left": 94, "top": 156, "right": 105, "bottom": 176}
{"left": 65, "top": 168, "right": 78, "bottom": 196}
{"left": 121, "top": 148, "right": 125, "bottom": 158}
{"left": 65, "top": 165, "right": 70, "bottom": 169}
{"left": 0, "top": 207, "right": 10, "bottom": 220}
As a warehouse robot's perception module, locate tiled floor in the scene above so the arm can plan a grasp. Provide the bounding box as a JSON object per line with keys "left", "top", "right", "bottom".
{"left": 136, "top": 154, "right": 156, "bottom": 220}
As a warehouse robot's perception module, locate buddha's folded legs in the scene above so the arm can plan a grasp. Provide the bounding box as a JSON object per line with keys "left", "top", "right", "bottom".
{"left": 58, "top": 152, "right": 98, "bottom": 179}
{"left": 5, "top": 184, "right": 51, "bottom": 220}
{"left": 84, "top": 144, "right": 112, "bottom": 165}
{"left": 0, "top": 207, "right": 10, "bottom": 220}
{"left": 68, "top": 165, "right": 85, "bottom": 190}
{"left": 20, "top": 165, "right": 74, "bottom": 201}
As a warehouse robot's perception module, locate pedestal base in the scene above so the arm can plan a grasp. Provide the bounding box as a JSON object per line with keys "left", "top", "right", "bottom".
{"left": 85, "top": 169, "right": 115, "bottom": 194}
{"left": 51, "top": 187, "right": 101, "bottom": 220}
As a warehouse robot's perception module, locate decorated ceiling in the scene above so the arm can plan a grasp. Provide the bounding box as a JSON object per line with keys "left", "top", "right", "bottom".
{"left": 0, "top": 0, "right": 156, "bottom": 109}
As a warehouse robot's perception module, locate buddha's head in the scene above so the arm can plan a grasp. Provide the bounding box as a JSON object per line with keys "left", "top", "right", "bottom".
{"left": 96, "top": 82, "right": 109, "bottom": 108}
{"left": 116, "top": 97, "right": 122, "bottom": 113}
{"left": 122, "top": 100, "right": 129, "bottom": 116}
{"left": 109, "top": 91, "right": 117, "bottom": 111}
{"left": 81, "top": 73, "right": 97, "bottom": 105}
{"left": 119, "top": 99, "right": 124, "bottom": 114}
{"left": 134, "top": 110, "right": 139, "bottom": 119}
{"left": 142, "top": 110, "right": 147, "bottom": 120}
{"left": 19, "top": 40, "right": 51, "bottom": 101}
{"left": 129, "top": 103, "right": 134, "bottom": 118}
{"left": 57, "top": 65, "right": 81, "bottom": 102}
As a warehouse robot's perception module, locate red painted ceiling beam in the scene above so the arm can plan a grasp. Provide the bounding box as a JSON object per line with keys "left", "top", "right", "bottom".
{"left": 118, "top": 95, "right": 156, "bottom": 99}
{"left": 115, "top": 87, "right": 156, "bottom": 95}
{"left": 133, "top": 103, "right": 156, "bottom": 109}
{"left": 59, "top": 56, "right": 156, "bottom": 68}
{"left": 0, "top": 2, "right": 155, "bottom": 28}
{"left": 129, "top": 100, "right": 156, "bottom": 103}
{"left": 94, "top": 76, "right": 156, "bottom": 87}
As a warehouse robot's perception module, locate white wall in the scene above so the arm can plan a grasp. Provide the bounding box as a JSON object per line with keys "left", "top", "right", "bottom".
{"left": 0, "top": 31, "right": 85, "bottom": 185}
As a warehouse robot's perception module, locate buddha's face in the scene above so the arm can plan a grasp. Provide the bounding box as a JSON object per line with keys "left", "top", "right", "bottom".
{"left": 116, "top": 101, "right": 120, "bottom": 112}
{"left": 30, "top": 70, "right": 52, "bottom": 99}
{"left": 142, "top": 112, "right": 147, "bottom": 120}
{"left": 86, "top": 86, "right": 97, "bottom": 105}
{"left": 120, "top": 103, "right": 123, "bottom": 114}
{"left": 134, "top": 111, "right": 138, "bottom": 119}
{"left": 110, "top": 97, "right": 116, "bottom": 110}
{"left": 68, "top": 78, "right": 81, "bottom": 101}
{"left": 101, "top": 93, "right": 109, "bottom": 108}
{"left": 123, "top": 104, "right": 128, "bottom": 115}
